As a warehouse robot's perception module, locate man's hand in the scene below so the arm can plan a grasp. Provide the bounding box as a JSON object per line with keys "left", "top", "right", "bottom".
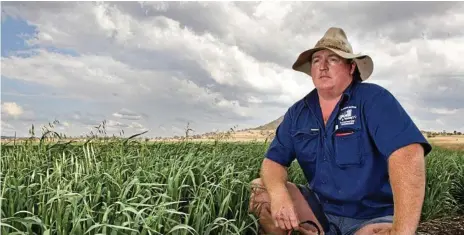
{"left": 270, "top": 190, "right": 300, "bottom": 231}
{"left": 373, "top": 227, "right": 393, "bottom": 235}
{"left": 373, "top": 227, "right": 409, "bottom": 235}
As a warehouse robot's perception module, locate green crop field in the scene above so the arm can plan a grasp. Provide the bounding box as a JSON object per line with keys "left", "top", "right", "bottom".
{"left": 1, "top": 135, "right": 463, "bottom": 235}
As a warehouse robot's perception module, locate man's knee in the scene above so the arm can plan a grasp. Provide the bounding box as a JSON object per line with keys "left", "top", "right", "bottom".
{"left": 248, "top": 178, "right": 303, "bottom": 214}
{"left": 250, "top": 178, "right": 264, "bottom": 188}
{"left": 250, "top": 178, "right": 266, "bottom": 194}
{"left": 353, "top": 216, "right": 393, "bottom": 235}
{"left": 354, "top": 222, "right": 392, "bottom": 235}
{"left": 249, "top": 178, "right": 269, "bottom": 214}
{"left": 250, "top": 178, "right": 300, "bottom": 192}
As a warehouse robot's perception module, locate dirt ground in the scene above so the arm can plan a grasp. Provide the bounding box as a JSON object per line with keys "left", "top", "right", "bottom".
{"left": 417, "top": 215, "right": 464, "bottom": 235}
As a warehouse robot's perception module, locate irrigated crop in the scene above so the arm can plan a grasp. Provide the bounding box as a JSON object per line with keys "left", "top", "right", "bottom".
{"left": 1, "top": 133, "right": 463, "bottom": 234}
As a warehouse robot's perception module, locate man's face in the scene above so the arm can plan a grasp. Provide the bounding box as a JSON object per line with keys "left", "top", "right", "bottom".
{"left": 310, "top": 49, "right": 355, "bottom": 93}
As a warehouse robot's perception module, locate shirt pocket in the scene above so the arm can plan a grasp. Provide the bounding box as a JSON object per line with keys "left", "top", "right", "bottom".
{"left": 291, "top": 129, "right": 320, "bottom": 163}
{"left": 333, "top": 127, "right": 362, "bottom": 167}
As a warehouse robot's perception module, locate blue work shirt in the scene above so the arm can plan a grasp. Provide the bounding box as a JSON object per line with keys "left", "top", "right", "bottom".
{"left": 265, "top": 80, "right": 432, "bottom": 219}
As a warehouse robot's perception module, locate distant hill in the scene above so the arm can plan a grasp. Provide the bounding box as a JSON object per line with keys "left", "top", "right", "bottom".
{"left": 1, "top": 136, "right": 16, "bottom": 139}
{"left": 251, "top": 115, "right": 284, "bottom": 131}
{"left": 249, "top": 116, "right": 448, "bottom": 138}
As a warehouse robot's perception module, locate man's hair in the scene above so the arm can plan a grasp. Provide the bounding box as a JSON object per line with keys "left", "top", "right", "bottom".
{"left": 345, "top": 59, "right": 362, "bottom": 81}
{"left": 353, "top": 65, "right": 362, "bottom": 81}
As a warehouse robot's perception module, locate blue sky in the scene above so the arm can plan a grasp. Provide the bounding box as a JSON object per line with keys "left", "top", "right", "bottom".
{"left": 1, "top": 16, "right": 36, "bottom": 57}
{"left": 2, "top": 2, "right": 464, "bottom": 138}
{"left": 2, "top": 15, "right": 100, "bottom": 135}
{"left": 1, "top": 13, "right": 123, "bottom": 137}
{"left": 2, "top": 16, "right": 40, "bottom": 98}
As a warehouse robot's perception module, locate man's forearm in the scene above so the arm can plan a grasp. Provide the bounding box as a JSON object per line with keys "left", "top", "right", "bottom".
{"left": 388, "top": 143, "right": 426, "bottom": 234}
{"left": 260, "top": 158, "right": 289, "bottom": 199}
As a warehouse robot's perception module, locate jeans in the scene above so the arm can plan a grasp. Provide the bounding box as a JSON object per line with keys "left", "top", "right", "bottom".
{"left": 297, "top": 184, "right": 393, "bottom": 235}
{"left": 326, "top": 213, "right": 393, "bottom": 235}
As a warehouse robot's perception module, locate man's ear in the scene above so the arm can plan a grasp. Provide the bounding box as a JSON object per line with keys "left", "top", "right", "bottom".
{"left": 350, "top": 62, "right": 356, "bottom": 75}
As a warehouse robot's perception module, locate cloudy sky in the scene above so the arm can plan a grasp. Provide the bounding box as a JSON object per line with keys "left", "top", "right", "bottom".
{"left": 1, "top": 2, "right": 464, "bottom": 138}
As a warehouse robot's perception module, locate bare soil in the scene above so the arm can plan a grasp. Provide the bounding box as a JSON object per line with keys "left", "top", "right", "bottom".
{"left": 417, "top": 215, "right": 464, "bottom": 235}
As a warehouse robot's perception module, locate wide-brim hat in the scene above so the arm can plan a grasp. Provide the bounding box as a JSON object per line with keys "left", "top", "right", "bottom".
{"left": 292, "top": 27, "right": 374, "bottom": 81}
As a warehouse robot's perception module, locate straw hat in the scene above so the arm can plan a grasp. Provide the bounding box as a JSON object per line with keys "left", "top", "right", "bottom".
{"left": 292, "top": 27, "right": 374, "bottom": 81}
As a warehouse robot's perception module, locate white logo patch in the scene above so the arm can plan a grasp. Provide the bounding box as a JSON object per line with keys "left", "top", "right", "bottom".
{"left": 338, "top": 106, "right": 357, "bottom": 126}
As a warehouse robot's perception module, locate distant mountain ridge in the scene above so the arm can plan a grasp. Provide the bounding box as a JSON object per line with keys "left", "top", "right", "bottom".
{"left": 251, "top": 115, "right": 284, "bottom": 131}
{"left": 250, "top": 115, "right": 435, "bottom": 137}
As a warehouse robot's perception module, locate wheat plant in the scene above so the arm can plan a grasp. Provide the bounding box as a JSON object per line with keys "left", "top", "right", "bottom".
{"left": 1, "top": 124, "right": 463, "bottom": 234}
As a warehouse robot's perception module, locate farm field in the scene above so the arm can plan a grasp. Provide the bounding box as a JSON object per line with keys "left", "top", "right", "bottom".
{"left": 1, "top": 137, "right": 464, "bottom": 235}
{"left": 427, "top": 135, "right": 464, "bottom": 151}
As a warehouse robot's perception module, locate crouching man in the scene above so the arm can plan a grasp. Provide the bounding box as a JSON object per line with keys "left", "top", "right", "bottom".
{"left": 249, "top": 27, "right": 432, "bottom": 235}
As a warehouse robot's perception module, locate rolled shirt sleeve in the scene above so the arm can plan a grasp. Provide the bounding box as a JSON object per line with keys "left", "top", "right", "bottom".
{"left": 265, "top": 108, "right": 296, "bottom": 167}
{"left": 364, "top": 88, "right": 432, "bottom": 159}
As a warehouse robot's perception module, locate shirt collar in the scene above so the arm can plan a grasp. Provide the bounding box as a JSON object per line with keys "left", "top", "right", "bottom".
{"left": 342, "top": 79, "right": 359, "bottom": 102}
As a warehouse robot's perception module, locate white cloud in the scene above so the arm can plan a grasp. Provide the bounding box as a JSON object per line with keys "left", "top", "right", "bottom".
{"left": 429, "top": 108, "right": 458, "bottom": 115}
{"left": 1, "top": 1, "right": 463, "bottom": 137}
{"left": 113, "top": 108, "right": 143, "bottom": 120}
{"left": 129, "top": 122, "right": 145, "bottom": 130}
{"left": 1, "top": 121, "right": 16, "bottom": 136}
{"left": 1, "top": 102, "right": 24, "bottom": 117}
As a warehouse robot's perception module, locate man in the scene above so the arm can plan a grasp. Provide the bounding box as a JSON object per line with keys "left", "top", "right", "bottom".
{"left": 248, "top": 27, "right": 432, "bottom": 235}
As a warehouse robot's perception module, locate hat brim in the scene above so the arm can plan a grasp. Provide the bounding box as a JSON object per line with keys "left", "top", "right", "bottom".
{"left": 292, "top": 47, "right": 373, "bottom": 81}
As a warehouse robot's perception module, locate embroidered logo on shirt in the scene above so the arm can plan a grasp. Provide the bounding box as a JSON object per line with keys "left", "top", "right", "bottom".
{"left": 338, "top": 106, "right": 357, "bottom": 126}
